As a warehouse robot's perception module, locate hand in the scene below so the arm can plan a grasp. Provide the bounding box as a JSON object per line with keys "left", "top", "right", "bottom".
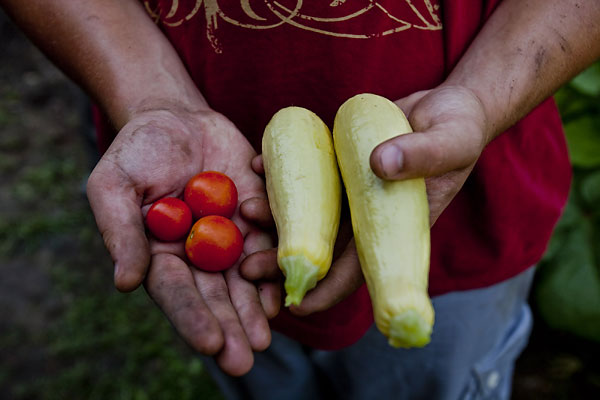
{"left": 239, "top": 157, "right": 364, "bottom": 316}
{"left": 86, "top": 107, "right": 280, "bottom": 376}
{"left": 371, "top": 85, "right": 490, "bottom": 225}
{"left": 302, "top": 86, "right": 489, "bottom": 312}
{"left": 287, "top": 221, "right": 364, "bottom": 316}
{"left": 243, "top": 86, "right": 490, "bottom": 315}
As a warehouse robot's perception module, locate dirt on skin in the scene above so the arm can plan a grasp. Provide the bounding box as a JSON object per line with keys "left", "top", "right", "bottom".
{"left": 1, "top": 8, "right": 599, "bottom": 400}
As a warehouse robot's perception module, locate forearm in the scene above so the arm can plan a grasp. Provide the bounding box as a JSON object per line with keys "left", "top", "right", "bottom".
{"left": 445, "top": 0, "right": 600, "bottom": 142}
{"left": 1, "top": 0, "right": 207, "bottom": 129}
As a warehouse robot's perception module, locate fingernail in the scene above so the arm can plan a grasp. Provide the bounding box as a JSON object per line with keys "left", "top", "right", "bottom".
{"left": 380, "top": 145, "right": 403, "bottom": 178}
{"left": 114, "top": 262, "right": 121, "bottom": 280}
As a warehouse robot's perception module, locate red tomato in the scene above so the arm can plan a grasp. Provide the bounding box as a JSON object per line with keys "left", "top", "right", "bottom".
{"left": 184, "top": 171, "right": 238, "bottom": 219}
{"left": 145, "top": 197, "right": 193, "bottom": 242}
{"left": 185, "top": 215, "right": 244, "bottom": 272}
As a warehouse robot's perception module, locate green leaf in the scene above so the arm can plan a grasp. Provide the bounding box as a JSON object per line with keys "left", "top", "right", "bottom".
{"left": 542, "top": 196, "right": 582, "bottom": 261}
{"left": 554, "top": 86, "right": 595, "bottom": 123}
{"left": 571, "top": 63, "right": 600, "bottom": 97}
{"left": 581, "top": 170, "right": 600, "bottom": 206}
{"left": 564, "top": 115, "right": 600, "bottom": 168}
{"left": 535, "top": 222, "right": 600, "bottom": 342}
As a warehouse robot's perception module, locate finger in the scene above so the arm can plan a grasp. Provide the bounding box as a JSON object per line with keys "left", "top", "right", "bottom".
{"left": 369, "top": 122, "right": 481, "bottom": 181}
{"left": 251, "top": 155, "right": 264, "bottom": 175}
{"left": 240, "top": 248, "right": 280, "bottom": 280}
{"left": 148, "top": 239, "right": 186, "bottom": 259}
{"left": 371, "top": 88, "right": 487, "bottom": 181}
{"left": 240, "top": 197, "right": 275, "bottom": 228}
{"left": 242, "top": 226, "right": 275, "bottom": 260}
{"left": 192, "top": 268, "right": 254, "bottom": 376}
{"left": 239, "top": 248, "right": 282, "bottom": 318}
{"left": 225, "top": 266, "right": 272, "bottom": 351}
{"left": 239, "top": 202, "right": 278, "bottom": 328}
{"left": 332, "top": 218, "right": 354, "bottom": 260}
{"left": 87, "top": 168, "right": 150, "bottom": 292}
{"left": 290, "top": 240, "right": 364, "bottom": 317}
{"left": 424, "top": 166, "right": 475, "bottom": 227}
{"left": 145, "top": 253, "right": 223, "bottom": 355}
{"left": 256, "top": 281, "right": 282, "bottom": 319}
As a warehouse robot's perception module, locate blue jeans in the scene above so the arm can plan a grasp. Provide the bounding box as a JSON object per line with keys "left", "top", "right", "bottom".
{"left": 203, "top": 267, "right": 535, "bottom": 400}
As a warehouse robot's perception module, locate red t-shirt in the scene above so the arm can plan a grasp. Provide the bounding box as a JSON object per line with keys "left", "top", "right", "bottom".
{"left": 96, "top": 0, "right": 571, "bottom": 349}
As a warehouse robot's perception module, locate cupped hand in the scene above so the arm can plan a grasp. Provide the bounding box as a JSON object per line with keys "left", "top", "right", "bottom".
{"left": 86, "top": 107, "right": 280, "bottom": 376}
{"left": 242, "top": 85, "right": 491, "bottom": 316}
{"left": 239, "top": 156, "right": 364, "bottom": 317}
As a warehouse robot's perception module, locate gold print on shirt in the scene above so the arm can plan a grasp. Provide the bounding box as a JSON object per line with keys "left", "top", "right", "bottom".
{"left": 143, "top": 0, "right": 442, "bottom": 53}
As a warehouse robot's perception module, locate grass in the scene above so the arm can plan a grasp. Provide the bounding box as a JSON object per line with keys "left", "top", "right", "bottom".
{"left": 0, "top": 156, "right": 224, "bottom": 399}
{"left": 19, "top": 284, "right": 222, "bottom": 400}
{"left": 0, "top": 152, "right": 223, "bottom": 399}
{"left": 0, "top": 22, "right": 224, "bottom": 397}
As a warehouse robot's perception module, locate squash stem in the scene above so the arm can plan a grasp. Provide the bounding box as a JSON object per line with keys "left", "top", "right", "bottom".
{"left": 388, "top": 310, "right": 432, "bottom": 348}
{"left": 280, "top": 255, "right": 319, "bottom": 307}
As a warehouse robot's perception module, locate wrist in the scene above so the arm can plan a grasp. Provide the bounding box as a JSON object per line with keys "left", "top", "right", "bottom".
{"left": 442, "top": 0, "right": 600, "bottom": 141}
{"left": 122, "top": 92, "right": 211, "bottom": 127}
{"left": 103, "top": 63, "right": 211, "bottom": 129}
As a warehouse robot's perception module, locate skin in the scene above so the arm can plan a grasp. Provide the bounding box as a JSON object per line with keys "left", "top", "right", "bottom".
{"left": 0, "top": 0, "right": 279, "bottom": 376}
{"left": 1, "top": 0, "right": 598, "bottom": 376}
{"left": 242, "top": 0, "right": 600, "bottom": 316}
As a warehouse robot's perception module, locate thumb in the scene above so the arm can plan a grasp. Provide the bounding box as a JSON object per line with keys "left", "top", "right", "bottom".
{"left": 369, "top": 122, "right": 483, "bottom": 181}
{"left": 87, "top": 167, "right": 150, "bottom": 292}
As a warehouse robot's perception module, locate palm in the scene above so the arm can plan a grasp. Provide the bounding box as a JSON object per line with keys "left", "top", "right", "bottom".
{"left": 87, "top": 108, "right": 275, "bottom": 376}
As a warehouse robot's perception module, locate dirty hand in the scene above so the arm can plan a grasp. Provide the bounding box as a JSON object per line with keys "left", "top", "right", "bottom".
{"left": 86, "top": 107, "right": 280, "bottom": 376}
{"left": 241, "top": 86, "right": 489, "bottom": 314}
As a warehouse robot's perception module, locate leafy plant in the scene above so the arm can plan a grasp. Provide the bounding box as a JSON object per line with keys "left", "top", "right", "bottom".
{"left": 18, "top": 282, "right": 223, "bottom": 400}
{"left": 534, "top": 61, "right": 600, "bottom": 342}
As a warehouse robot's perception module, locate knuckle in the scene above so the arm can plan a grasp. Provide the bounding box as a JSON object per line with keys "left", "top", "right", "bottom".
{"left": 201, "top": 285, "right": 231, "bottom": 305}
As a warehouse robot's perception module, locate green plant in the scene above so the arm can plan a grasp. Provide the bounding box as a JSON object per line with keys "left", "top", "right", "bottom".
{"left": 534, "top": 61, "right": 600, "bottom": 342}
{"left": 13, "top": 265, "right": 223, "bottom": 400}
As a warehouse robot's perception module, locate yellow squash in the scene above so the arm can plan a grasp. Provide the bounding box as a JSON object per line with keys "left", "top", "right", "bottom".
{"left": 333, "top": 93, "right": 434, "bottom": 348}
{"left": 262, "top": 107, "right": 342, "bottom": 306}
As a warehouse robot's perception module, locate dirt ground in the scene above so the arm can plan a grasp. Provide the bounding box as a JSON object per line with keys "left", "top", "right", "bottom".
{"left": 1, "top": 8, "right": 600, "bottom": 400}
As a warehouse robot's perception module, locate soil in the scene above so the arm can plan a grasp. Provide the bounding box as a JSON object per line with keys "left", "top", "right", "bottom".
{"left": 1, "top": 7, "right": 599, "bottom": 400}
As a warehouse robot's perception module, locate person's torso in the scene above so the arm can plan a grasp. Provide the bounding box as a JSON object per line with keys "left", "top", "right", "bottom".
{"left": 121, "top": 0, "right": 571, "bottom": 349}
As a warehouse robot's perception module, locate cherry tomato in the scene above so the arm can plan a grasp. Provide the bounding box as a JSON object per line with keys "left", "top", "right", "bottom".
{"left": 145, "top": 197, "right": 193, "bottom": 242}
{"left": 185, "top": 215, "right": 244, "bottom": 272}
{"left": 184, "top": 171, "right": 238, "bottom": 219}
